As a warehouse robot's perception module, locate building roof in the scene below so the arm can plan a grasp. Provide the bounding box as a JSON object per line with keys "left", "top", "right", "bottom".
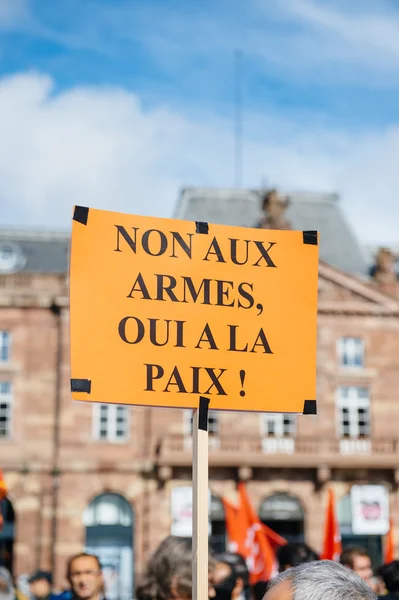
{"left": 0, "top": 187, "right": 372, "bottom": 276}
{"left": 175, "top": 187, "right": 369, "bottom": 276}
{"left": 0, "top": 228, "right": 70, "bottom": 274}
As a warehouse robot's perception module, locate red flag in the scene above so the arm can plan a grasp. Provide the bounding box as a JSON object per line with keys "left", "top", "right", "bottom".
{"left": 223, "top": 486, "right": 287, "bottom": 583}
{"left": 384, "top": 518, "right": 395, "bottom": 564}
{"left": 223, "top": 501, "right": 287, "bottom": 552}
{"left": 0, "top": 470, "right": 6, "bottom": 501}
{"left": 0, "top": 470, "right": 7, "bottom": 534}
{"left": 238, "top": 483, "right": 277, "bottom": 584}
{"left": 222, "top": 497, "right": 245, "bottom": 554}
{"left": 321, "top": 488, "right": 342, "bottom": 561}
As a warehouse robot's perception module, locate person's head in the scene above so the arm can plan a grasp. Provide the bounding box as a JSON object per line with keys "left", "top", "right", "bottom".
{"left": 340, "top": 547, "right": 373, "bottom": 585}
{"left": 253, "top": 581, "right": 269, "bottom": 600}
{"left": 378, "top": 560, "right": 399, "bottom": 594}
{"left": 67, "top": 553, "right": 103, "bottom": 600}
{"left": 213, "top": 553, "right": 249, "bottom": 600}
{"left": 277, "top": 543, "right": 319, "bottom": 572}
{"left": 264, "top": 560, "right": 376, "bottom": 600}
{"left": 136, "top": 536, "right": 213, "bottom": 600}
{"left": 0, "top": 568, "right": 14, "bottom": 600}
{"left": 29, "top": 571, "right": 52, "bottom": 599}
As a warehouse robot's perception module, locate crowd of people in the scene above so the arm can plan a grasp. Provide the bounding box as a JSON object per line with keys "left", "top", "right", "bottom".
{"left": 1, "top": 539, "right": 399, "bottom": 600}
{"left": 136, "top": 537, "right": 399, "bottom": 600}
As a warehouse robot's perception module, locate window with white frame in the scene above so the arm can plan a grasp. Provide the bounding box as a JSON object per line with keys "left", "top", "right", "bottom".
{"left": 0, "top": 381, "right": 12, "bottom": 438}
{"left": 337, "top": 337, "right": 364, "bottom": 368}
{"left": 185, "top": 409, "right": 219, "bottom": 436}
{"left": 337, "top": 386, "right": 370, "bottom": 438}
{"left": 261, "top": 414, "right": 296, "bottom": 438}
{"left": 0, "top": 331, "right": 11, "bottom": 362}
{"left": 93, "top": 404, "right": 130, "bottom": 442}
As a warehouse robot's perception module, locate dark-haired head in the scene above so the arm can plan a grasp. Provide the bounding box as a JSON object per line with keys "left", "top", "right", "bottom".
{"left": 340, "top": 547, "right": 373, "bottom": 585}
{"left": 253, "top": 581, "right": 269, "bottom": 600}
{"left": 213, "top": 552, "right": 250, "bottom": 600}
{"left": 136, "top": 536, "right": 214, "bottom": 600}
{"left": 340, "top": 547, "right": 370, "bottom": 570}
{"left": 277, "top": 543, "right": 319, "bottom": 572}
{"left": 214, "top": 553, "right": 249, "bottom": 587}
{"left": 378, "top": 560, "right": 399, "bottom": 593}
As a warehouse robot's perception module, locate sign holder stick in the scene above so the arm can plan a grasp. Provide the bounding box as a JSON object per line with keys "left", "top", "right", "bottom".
{"left": 192, "top": 396, "right": 210, "bottom": 600}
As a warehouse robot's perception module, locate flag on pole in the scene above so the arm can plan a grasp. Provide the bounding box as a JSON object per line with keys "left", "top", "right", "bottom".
{"left": 222, "top": 497, "right": 245, "bottom": 554}
{"left": 223, "top": 484, "right": 287, "bottom": 584}
{"left": 238, "top": 482, "right": 278, "bottom": 583}
{"left": 0, "top": 470, "right": 7, "bottom": 533}
{"left": 384, "top": 518, "right": 395, "bottom": 564}
{"left": 321, "top": 488, "right": 342, "bottom": 561}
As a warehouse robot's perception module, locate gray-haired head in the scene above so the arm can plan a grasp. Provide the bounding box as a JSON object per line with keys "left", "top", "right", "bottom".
{"left": 267, "top": 560, "right": 376, "bottom": 600}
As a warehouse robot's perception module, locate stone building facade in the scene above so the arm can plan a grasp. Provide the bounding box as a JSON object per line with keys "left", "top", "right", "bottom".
{"left": 1, "top": 191, "right": 399, "bottom": 596}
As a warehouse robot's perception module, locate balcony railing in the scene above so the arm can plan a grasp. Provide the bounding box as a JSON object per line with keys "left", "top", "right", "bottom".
{"left": 157, "top": 434, "right": 399, "bottom": 469}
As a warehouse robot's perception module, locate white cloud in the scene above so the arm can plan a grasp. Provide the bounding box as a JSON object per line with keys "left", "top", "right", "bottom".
{"left": 0, "top": 71, "right": 398, "bottom": 245}
{"left": 280, "top": 0, "right": 399, "bottom": 68}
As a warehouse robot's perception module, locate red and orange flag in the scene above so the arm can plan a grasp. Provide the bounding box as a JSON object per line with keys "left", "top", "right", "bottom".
{"left": 321, "top": 488, "right": 342, "bottom": 561}
{"left": 0, "top": 469, "right": 7, "bottom": 533}
{"left": 384, "top": 518, "right": 395, "bottom": 564}
{"left": 223, "top": 483, "right": 287, "bottom": 584}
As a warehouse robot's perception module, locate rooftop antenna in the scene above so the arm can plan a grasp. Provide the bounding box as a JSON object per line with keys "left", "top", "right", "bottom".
{"left": 234, "top": 49, "right": 243, "bottom": 188}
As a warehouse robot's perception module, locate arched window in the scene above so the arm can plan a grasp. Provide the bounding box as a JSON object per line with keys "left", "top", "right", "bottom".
{"left": 0, "top": 497, "right": 15, "bottom": 573}
{"left": 84, "top": 493, "right": 133, "bottom": 527}
{"left": 84, "top": 494, "right": 134, "bottom": 600}
{"left": 260, "top": 493, "right": 304, "bottom": 543}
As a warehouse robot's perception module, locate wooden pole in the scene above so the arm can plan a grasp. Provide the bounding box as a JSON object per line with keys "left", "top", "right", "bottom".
{"left": 192, "top": 397, "right": 210, "bottom": 600}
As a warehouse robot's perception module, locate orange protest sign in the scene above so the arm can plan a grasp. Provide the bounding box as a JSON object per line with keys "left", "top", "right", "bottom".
{"left": 70, "top": 207, "right": 318, "bottom": 413}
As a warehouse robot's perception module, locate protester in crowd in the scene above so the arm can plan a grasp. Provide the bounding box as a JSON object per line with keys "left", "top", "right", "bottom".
{"left": 16, "top": 575, "right": 32, "bottom": 600}
{"left": 213, "top": 552, "right": 250, "bottom": 600}
{"left": 377, "top": 561, "right": 399, "bottom": 599}
{"left": 0, "top": 568, "right": 16, "bottom": 600}
{"left": 136, "top": 535, "right": 216, "bottom": 600}
{"left": 252, "top": 581, "right": 268, "bottom": 600}
{"left": 372, "top": 574, "right": 387, "bottom": 598}
{"left": 66, "top": 553, "right": 104, "bottom": 600}
{"left": 29, "top": 572, "right": 54, "bottom": 600}
{"left": 277, "top": 542, "right": 319, "bottom": 572}
{"left": 264, "top": 560, "right": 376, "bottom": 600}
{"left": 340, "top": 547, "right": 374, "bottom": 589}
{"left": 27, "top": 570, "right": 71, "bottom": 600}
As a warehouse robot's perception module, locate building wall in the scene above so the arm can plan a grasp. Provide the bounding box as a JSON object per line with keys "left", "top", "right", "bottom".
{"left": 2, "top": 267, "right": 399, "bottom": 587}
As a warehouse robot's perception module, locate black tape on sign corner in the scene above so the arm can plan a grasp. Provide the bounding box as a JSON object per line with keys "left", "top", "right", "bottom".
{"left": 73, "top": 206, "right": 90, "bottom": 226}
{"left": 195, "top": 221, "right": 209, "bottom": 234}
{"left": 70, "top": 378, "right": 92, "bottom": 393}
{"left": 198, "top": 396, "right": 210, "bottom": 431}
{"left": 302, "top": 230, "right": 318, "bottom": 246}
{"left": 303, "top": 400, "right": 317, "bottom": 415}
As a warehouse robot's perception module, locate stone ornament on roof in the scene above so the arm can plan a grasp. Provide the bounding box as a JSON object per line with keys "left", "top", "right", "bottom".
{"left": 370, "top": 247, "right": 399, "bottom": 284}
{"left": 369, "top": 247, "right": 399, "bottom": 298}
{"left": 0, "top": 241, "right": 26, "bottom": 274}
{"left": 257, "top": 188, "right": 292, "bottom": 230}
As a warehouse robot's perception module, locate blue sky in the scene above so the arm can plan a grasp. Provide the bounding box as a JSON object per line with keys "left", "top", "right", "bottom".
{"left": 1, "top": 0, "right": 399, "bottom": 243}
